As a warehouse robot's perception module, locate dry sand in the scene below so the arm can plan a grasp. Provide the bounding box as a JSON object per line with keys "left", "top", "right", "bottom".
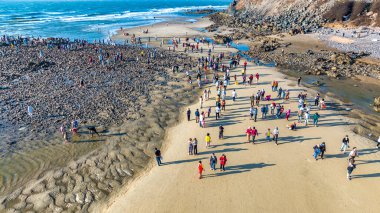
{"left": 105, "top": 20, "right": 380, "bottom": 213}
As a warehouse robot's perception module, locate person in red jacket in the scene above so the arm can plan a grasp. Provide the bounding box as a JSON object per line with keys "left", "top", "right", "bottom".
{"left": 198, "top": 161, "right": 205, "bottom": 179}
{"left": 255, "top": 73, "right": 260, "bottom": 84}
{"left": 251, "top": 127, "right": 258, "bottom": 144}
{"left": 219, "top": 154, "right": 227, "bottom": 171}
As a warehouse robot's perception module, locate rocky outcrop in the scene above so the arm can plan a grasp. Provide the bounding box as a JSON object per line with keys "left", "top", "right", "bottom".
{"left": 374, "top": 96, "right": 380, "bottom": 112}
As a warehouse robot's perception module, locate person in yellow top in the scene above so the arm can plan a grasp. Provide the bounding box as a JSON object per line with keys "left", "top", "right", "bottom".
{"left": 205, "top": 133, "right": 211, "bottom": 148}
{"left": 266, "top": 128, "right": 271, "bottom": 142}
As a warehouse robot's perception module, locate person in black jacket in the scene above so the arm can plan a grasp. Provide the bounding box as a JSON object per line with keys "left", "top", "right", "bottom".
{"left": 154, "top": 148, "right": 162, "bottom": 166}
{"left": 186, "top": 108, "right": 191, "bottom": 121}
{"left": 320, "top": 142, "right": 327, "bottom": 160}
{"left": 340, "top": 135, "right": 349, "bottom": 153}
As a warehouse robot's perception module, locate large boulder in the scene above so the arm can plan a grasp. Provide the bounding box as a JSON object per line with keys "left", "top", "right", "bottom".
{"left": 374, "top": 96, "right": 380, "bottom": 112}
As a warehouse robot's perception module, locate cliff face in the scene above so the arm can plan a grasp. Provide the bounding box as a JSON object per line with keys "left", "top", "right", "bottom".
{"left": 235, "top": 0, "right": 380, "bottom": 27}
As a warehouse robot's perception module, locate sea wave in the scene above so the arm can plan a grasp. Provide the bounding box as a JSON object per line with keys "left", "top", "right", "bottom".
{"left": 60, "top": 5, "right": 227, "bottom": 23}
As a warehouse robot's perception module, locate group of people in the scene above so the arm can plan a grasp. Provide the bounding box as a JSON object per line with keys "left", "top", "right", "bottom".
{"left": 198, "top": 153, "right": 228, "bottom": 179}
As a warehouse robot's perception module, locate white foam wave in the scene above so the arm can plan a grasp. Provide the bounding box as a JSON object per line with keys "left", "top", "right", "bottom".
{"left": 60, "top": 5, "right": 227, "bottom": 23}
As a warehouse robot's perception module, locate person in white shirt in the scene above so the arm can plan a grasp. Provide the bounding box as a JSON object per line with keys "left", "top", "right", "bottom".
{"left": 232, "top": 89, "right": 237, "bottom": 102}
{"left": 376, "top": 136, "right": 380, "bottom": 149}
{"left": 272, "top": 127, "right": 279, "bottom": 145}
{"left": 215, "top": 106, "right": 221, "bottom": 120}
{"left": 304, "top": 111, "right": 310, "bottom": 126}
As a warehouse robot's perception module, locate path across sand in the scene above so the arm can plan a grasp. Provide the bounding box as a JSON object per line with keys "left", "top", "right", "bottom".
{"left": 105, "top": 27, "right": 380, "bottom": 213}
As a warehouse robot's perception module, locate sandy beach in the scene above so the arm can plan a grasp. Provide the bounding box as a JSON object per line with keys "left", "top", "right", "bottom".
{"left": 104, "top": 20, "right": 380, "bottom": 213}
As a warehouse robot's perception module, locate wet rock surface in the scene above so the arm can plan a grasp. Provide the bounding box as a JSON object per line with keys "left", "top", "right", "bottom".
{"left": 0, "top": 40, "right": 199, "bottom": 212}
{"left": 0, "top": 43, "right": 193, "bottom": 156}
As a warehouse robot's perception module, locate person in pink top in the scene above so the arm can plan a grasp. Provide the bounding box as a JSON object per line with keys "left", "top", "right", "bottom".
{"left": 255, "top": 73, "right": 260, "bottom": 84}
{"left": 251, "top": 127, "right": 258, "bottom": 144}
{"left": 246, "top": 126, "right": 252, "bottom": 143}
{"left": 285, "top": 109, "right": 291, "bottom": 121}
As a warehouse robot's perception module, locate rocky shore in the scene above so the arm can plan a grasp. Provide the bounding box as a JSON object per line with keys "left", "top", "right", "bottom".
{"left": 0, "top": 39, "right": 199, "bottom": 212}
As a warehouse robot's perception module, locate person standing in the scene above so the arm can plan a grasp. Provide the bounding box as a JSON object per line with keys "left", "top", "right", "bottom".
{"left": 253, "top": 107, "right": 258, "bottom": 122}
{"left": 376, "top": 136, "right": 380, "bottom": 149}
{"left": 199, "top": 96, "right": 203, "bottom": 109}
{"left": 186, "top": 108, "right": 191, "bottom": 121}
{"left": 219, "top": 154, "right": 227, "bottom": 171}
{"left": 219, "top": 125, "right": 224, "bottom": 139}
{"left": 320, "top": 142, "right": 327, "bottom": 159}
{"left": 215, "top": 106, "right": 221, "bottom": 120}
{"left": 195, "top": 109, "right": 200, "bottom": 123}
{"left": 304, "top": 111, "right": 310, "bottom": 126}
{"left": 266, "top": 128, "right": 271, "bottom": 142}
{"left": 205, "top": 133, "right": 211, "bottom": 148}
{"left": 232, "top": 89, "right": 237, "bottom": 102}
{"left": 297, "top": 77, "right": 302, "bottom": 86}
{"left": 246, "top": 127, "right": 252, "bottom": 143}
{"left": 273, "top": 127, "right": 279, "bottom": 145}
{"left": 207, "top": 107, "right": 211, "bottom": 118}
{"left": 249, "top": 107, "right": 254, "bottom": 120}
{"left": 340, "top": 135, "right": 350, "bottom": 153}
{"left": 210, "top": 153, "right": 217, "bottom": 171}
{"left": 313, "top": 112, "right": 320, "bottom": 127}
{"left": 188, "top": 138, "right": 193, "bottom": 155}
{"left": 198, "top": 161, "right": 205, "bottom": 179}
{"left": 154, "top": 148, "right": 162, "bottom": 166}
{"left": 193, "top": 138, "right": 198, "bottom": 155}
{"left": 347, "top": 158, "right": 356, "bottom": 180}
{"left": 251, "top": 127, "right": 258, "bottom": 144}
{"left": 285, "top": 109, "right": 291, "bottom": 121}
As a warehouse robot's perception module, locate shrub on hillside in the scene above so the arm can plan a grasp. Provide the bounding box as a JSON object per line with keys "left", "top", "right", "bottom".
{"left": 323, "top": 0, "right": 354, "bottom": 21}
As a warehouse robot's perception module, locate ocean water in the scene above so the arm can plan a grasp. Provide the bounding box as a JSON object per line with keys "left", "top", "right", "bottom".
{"left": 0, "top": 0, "right": 230, "bottom": 41}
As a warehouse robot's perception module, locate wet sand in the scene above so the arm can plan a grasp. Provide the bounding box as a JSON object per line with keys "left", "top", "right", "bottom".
{"left": 105, "top": 20, "right": 380, "bottom": 212}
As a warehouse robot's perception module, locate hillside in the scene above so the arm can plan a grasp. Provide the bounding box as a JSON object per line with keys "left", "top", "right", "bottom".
{"left": 234, "top": 0, "right": 380, "bottom": 27}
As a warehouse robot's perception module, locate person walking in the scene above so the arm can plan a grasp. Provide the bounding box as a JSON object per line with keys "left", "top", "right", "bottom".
{"left": 340, "top": 135, "right": 350, "bottom": 153}
{"left": 205, "top": 133, "right": 211, "bottom": 148}
{"left": 349, "top": 147, "right": 359, "bottom": 160}
{"left": 313, "top": 145, "right": 321, "bottom": 161}
{"left": 188, "top": 138, "right": 193, "bottom": 155}
{"left": 193, "top": 138, "right": 198, "bottom": 155}
{"left": 199, "top": 96, "right": 203, "bottom": 109}
{"left": 219, "top": 125, "right": 224, "bottom": 139}
{"left": 273, "top": 127, "right": 279, "bottom": 145}
{"left": 210, "top": 153, "right": 217, "bottom": 171}
{"left": 313, "top": 112, "right": 320, "bottom": 127}
{"left": 154, "top": 148, "right": 162, "bottom": 166}
{"left": 186, "top": 108, "right": 191, "bottom": 121}
{"left": 297, "top": 77, "right": 302, "bottom": 86}
{"left": 375, "top": 136, "right": 380, "bottom": 149}
{"left": 198, "top": 161, "right": 205, "bottom": 179}
{"left": 219, "top": 154, "right": 227, "bottom": 171}
{"left": 320, "top": 142, "right": 327, "bottom": 159}
{"left": 347, "top": 158, "right": 356, "bottom": 180}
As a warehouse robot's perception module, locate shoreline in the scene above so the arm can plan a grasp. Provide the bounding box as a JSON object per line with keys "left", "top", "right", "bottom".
{"left": 106, "top": 18, "right": 380, "bottom": 212}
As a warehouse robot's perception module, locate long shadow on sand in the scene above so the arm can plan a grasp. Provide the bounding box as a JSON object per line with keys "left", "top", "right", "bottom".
{"left": 203, "top": 162, "right": 275, "bottom": 178}
{"left": 353, "top": 172, "right": 380, "bottom": 179}
{"left": 164, "top": 157, "right": 207, "bottom": 166}
{"left": 325, "top": 148, "right": 379, "bottom": 159}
